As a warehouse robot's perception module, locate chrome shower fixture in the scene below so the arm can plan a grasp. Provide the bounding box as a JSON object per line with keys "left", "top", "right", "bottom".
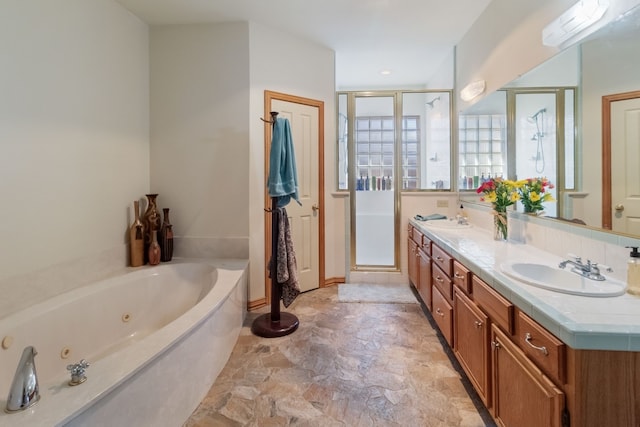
{"left": 527, "top": 108, "right": 547, "bottom": 122}
{"left": 426, "top": 96, "right": 440, "bottom": 109}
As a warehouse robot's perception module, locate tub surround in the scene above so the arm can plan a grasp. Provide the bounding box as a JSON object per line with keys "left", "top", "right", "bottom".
{"left": 410, "top": 216, "right": 640, "bottom": 351}
{"left": 0, "top": 259, "right": 248, "bottom": 427}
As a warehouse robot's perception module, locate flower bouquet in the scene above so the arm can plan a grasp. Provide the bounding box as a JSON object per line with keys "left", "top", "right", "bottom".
{"left": 477, "top": 177, "right": 518, "bottom": 240}
{"left": 516, "top": 177, "right": 555, "bottom": 214}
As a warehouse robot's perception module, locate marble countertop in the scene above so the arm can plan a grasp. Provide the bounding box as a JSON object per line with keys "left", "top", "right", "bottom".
{"left": 410, "top": 218, "right": 640, "bottom": 352}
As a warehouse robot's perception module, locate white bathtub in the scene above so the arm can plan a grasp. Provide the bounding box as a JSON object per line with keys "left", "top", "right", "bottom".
{"left": 0, "top": 259, "right": 247, "bottom": 427}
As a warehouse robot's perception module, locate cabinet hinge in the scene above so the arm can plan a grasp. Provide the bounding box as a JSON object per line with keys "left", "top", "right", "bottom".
{"left": 562, "top": 407, "right": 570, "bottom": 427}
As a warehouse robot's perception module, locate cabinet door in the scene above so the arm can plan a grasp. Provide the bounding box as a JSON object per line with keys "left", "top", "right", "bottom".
{"left": 408, "top": 238, "right": 419, "bottom": 287}
{"left": 491, "top": 325, "right": 565, "bottom": 427}
{"left": 454, "top": 289, "right": 490, "bottom": 406}
{"left": 432, "top": 286, "right": 453, "bottom": 345}
{"left": 418, "top": 249, "right": 431, "bottom": 310}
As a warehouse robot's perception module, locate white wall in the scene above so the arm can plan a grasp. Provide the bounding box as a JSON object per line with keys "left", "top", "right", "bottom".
{"left": 248, "top": 22, "right": 336, "bottom": 302}
{"left": 0, "top": 1, "right": 149, "bottom": 284}
{"left": 150, "top": 23, "right": 250, "bottom": 253}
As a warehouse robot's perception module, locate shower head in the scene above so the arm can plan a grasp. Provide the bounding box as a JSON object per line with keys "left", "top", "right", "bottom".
{"left": 527, "top": 108, "right": 547, "bottom": 122}
{"left": 426, "top": 96, "right": 440, "bottom": 109}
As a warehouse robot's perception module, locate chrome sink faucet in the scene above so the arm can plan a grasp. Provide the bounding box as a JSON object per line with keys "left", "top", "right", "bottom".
{"left": 558, "top": 254, "right": 612, "bottom": 281}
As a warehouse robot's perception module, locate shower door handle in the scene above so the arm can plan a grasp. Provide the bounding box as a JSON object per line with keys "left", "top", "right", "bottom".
{"left": 615, "top": 204, "right": 625, "bottom": 212}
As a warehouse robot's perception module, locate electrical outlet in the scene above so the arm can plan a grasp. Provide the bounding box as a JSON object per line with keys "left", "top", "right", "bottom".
{"left": 436, "top": 200, "right": 448, "bottom": 208}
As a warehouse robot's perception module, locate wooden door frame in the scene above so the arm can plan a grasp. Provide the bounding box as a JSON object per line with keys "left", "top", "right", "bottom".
{"left": 601, "top": 90, "right": 640, "bottom": 230}
{"left": 263, "top": 90, "right": 325, "bottom": 304}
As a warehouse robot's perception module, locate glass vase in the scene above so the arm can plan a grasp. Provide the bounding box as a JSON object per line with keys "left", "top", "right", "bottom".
{"left": 493, "top": 209, "right": 508, "bottom": 241}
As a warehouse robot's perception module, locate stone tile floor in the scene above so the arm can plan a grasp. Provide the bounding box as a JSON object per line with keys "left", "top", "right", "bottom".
{"left": 184, "top": 286, "right": 496, "bottom": 427}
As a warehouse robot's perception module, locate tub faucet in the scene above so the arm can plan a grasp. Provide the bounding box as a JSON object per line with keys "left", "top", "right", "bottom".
{"left": 5, "top": 346, "right": 40, "bottom": 413}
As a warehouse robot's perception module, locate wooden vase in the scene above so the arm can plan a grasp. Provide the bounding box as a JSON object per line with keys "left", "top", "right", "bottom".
{"left": 148, "top": 213, "right": 161, "bottom": 266}
{"left": 129, "top": 200, "right": 144, "bottom": 267}
{"left": 160, "top": 208, "right": 174, "bottom": 262}
{"left": 142, "top": 194, "right": 160, "bottom": 263}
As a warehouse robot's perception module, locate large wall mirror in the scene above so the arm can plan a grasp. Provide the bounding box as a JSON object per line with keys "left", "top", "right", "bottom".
{"left": 459, "top": 4, "right": 640, "bottom": 237}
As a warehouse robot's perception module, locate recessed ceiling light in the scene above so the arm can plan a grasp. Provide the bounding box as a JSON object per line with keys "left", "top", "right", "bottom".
{"left": 380, "top": 70, "right": 392, "bottom": 76}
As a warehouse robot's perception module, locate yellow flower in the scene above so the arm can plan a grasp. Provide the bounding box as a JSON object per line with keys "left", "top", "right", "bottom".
{"left": 510, "top": 192, "right": 520, "bottom": 202}
{"left": 530, "top": 192, "right": 541, "bottom": 202}
{"left": 486, "top": 191, "right": 497, "bottom": 203}
{"left": 514, "top": 179, "right": 528, "bottom": 188}
{"left": 543, "top": 193, "right": 555, "bottom": 202}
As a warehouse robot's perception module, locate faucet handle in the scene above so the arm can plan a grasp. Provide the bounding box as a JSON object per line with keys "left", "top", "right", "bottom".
{"left": 595, "top": 263, "right": 613, "bottom": 273}
{"left": 67, "top": 359, "right": 90, "bottom": 386}
{"left": 567, "top": 253, "right": 581, "bottom": 262}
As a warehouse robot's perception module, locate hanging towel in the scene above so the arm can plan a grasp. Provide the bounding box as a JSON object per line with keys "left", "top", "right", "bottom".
{"left": 267, "top": 118, "right": 301, "bottom": 207}
{"left": 268, "top": 207, "right": 300, "bottom": 307}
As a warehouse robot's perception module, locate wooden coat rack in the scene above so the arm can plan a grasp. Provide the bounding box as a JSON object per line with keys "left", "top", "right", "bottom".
{"left": 251, "top": 111, "right": 299, "bottom": 338}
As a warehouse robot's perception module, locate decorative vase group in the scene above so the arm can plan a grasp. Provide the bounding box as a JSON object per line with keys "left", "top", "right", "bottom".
{"left": 129, "top": 194, "right": 173, "bottom": 267}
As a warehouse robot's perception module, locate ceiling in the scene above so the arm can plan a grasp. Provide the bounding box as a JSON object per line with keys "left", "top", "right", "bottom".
{"left": 116, "top": 0, "right": 492, "bottom": 89}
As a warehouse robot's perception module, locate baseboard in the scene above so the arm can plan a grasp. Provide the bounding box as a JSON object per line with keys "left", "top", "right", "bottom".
{"left": 248, "top": 297, "right": 267, "bottom": 311}
{"left": 247, "top": 277, "right": 345, "bottom": 311}
{"left": 323, "top": 276, "right": 345, "bottom": 287}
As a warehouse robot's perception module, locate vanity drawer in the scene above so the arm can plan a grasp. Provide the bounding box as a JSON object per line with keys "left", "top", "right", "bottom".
{"left": 421, "top": 235, "right": 431, "bottom": 255}
{"left": 432, "top": 263, "right": 453, "bottom": 302}
{"left": 412, "top": 227, "right": 423, "bottom": 245}
{"left": 515, "top": 310, "right": 566, "bottom": 384}
{"left": 472, "top": 276, "right": 514, "bottom": 334}
{"left": 431, "top": 244, "right": 453, "bottom": 277}
{"left": 432, "top": 286, "right": 453, "bottom": 346}
{"left": 452, "top": 261, "right": 471, "bottom": 295}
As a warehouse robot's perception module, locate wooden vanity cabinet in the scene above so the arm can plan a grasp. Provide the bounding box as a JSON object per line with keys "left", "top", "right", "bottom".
{"left": 410, "top": 223, "right": 640, "bottom": 426}
{"left": 491, "top": 325, "right": 565, "bottom": 427}
{"left": 453, "top": 288, "right": 491, "bottom": 406}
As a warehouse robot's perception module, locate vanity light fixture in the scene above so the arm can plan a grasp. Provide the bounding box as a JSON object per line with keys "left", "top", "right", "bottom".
{"left": 460, "top": 79, "right": 486, "bottom": 102}
{"left": 542, "top": 0, "right": 610, "bottom": 47}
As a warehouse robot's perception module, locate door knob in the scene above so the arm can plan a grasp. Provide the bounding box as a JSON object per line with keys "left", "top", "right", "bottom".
{"left": 615, "top": 204, "right": 625, "bottom": 212}
{"left": 312, "top": 204, "right": 319, "bottom": 212}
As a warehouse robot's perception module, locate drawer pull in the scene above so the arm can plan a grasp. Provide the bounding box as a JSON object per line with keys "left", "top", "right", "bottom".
{"left": 474, "top": 320, "right": 483, "bottom": 329}
{"left": 435, "top": 256, "right": 444, "bottom": 262}
{"left": 416, "top": 252, "right": 421, "bottom": 257}
{"left": 454, "top": 272, "right": 464, "bottom": 279}
{"left": 491, "top": 340, "right": 501, "bottom": 350}
{"left": 435, "top": 276, "right": 444, "bottom": 283}
{"left": 435, "top": 308, "right": 445, "bottom": 317}
{"left": 525, "top": 333, "right": 549, "bottom": 356}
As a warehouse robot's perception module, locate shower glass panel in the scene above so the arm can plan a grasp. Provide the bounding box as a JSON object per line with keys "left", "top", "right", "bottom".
{"left": 564, "top": 89, "right": 576, "bottom": 190}
{"left": 515, "top": 92, "right": 558, "bottom": 217}
{"left": 354, "top": 95, "right": 395, "bottom": 267}
{"left": 402, "top": 92, "right": 451, "bottom": 189}
{"left": 337, "top": 93, "right": 348, "bottom": 190}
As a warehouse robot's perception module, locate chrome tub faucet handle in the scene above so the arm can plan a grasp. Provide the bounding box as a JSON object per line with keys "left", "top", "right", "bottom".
{"left": 67, "top": 359, "right": 90, "bottom": 386}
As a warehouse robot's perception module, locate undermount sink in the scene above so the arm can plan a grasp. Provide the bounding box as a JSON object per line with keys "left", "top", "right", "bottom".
{"left": 423, "top": 219, "right": 472, "bottom": 230}
{"left": 500, "top": 262, "right": 627, "bottom": 297}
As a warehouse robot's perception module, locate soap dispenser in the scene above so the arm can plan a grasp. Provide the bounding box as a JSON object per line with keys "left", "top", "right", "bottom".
{"left": 627, "top": 246, "right": 640, "bottom": 295}
{"left": 459, "top": 204, "right": 467, "bottom": 218}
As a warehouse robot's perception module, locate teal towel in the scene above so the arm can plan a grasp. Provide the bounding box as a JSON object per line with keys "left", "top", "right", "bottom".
{"left": 267, "top": 118, "right": 301, "bottom": 207}
{"left": 414, "top": 213, "right": 447, "bottom": 221}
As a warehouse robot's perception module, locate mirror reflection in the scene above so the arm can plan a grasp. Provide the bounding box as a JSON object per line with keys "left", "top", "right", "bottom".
{"left": 459, "top": 4, "right": 640, "bottom": 236}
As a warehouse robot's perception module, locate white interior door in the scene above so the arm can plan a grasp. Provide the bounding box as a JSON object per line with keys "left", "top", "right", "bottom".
{"left": 611, "top": 97, "right": 640, "bottom": 234}
{"left": 271, "top": 98, "right": 320, "bottom": 292}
